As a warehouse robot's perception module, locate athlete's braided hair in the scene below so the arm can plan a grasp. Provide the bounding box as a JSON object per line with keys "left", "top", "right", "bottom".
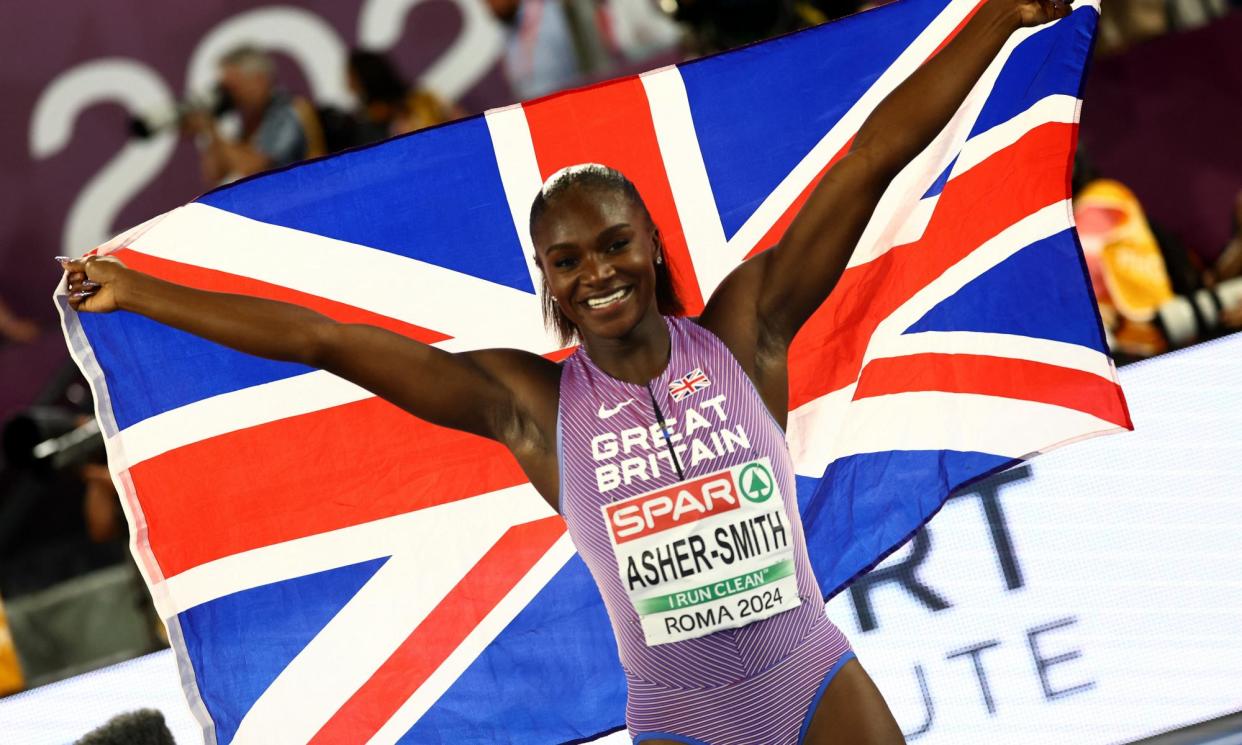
{"left": 529, "top": 164, "right": 684, "bottom": 346}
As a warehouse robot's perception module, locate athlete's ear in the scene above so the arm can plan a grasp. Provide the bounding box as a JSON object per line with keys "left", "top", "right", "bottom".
{"left": 652, "top": 229, "right": 664, "bottom": 265}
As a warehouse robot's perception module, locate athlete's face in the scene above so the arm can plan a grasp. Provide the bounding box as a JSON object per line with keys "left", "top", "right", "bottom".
{"left": 533, "top": 187, "right": 661, "bottom": 342}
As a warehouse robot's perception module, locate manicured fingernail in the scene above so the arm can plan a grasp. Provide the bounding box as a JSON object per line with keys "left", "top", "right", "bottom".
{"left": 81, "top": 280, "right": 101, "bottom": 289}
{"left": 55, "top": 256, "right": 72, "bottom": 266}
{"left": 71, "top": 290, "right": 96, "bottom": 299}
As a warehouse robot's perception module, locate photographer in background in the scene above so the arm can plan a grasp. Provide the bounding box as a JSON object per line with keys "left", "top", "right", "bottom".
{"left": 182, "top": 45, "right": 320, "bottom": 184}
{"left": 0, "top": 373, "right": 163, "bottom": 689}
{"left": 0, "top": 405, "right": 122, "bottom": 599}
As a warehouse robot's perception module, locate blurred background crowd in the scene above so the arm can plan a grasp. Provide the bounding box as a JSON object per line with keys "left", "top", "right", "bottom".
{"left": 0, "top": 0, "right": 1239, "bottom": 736}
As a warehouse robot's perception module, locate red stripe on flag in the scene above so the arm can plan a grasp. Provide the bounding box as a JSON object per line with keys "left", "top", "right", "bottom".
{"left": 855, "top": 353, "right": 1131, "bottom": 427}
{"left": 544, "top": 346, "right": 578, "bottom": 362}
{"left": 523, "top": 76, "right": 706, "bottom": 314}
{"left": 310, "top": 516, "right": 566, "bottom": 744}
{"left": 130, "top": 397, "right": 529, "bottom": 577}
{"left": 787, "top": 121, "right": 1078, "bottom": 410}
{"left": 114, "top": 249, "right": 451, "bottom": 344}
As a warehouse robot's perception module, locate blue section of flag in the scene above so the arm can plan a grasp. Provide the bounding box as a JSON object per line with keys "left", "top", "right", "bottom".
{"left": 903, "top": 229, "right": 1107, "bottom": 350}
{"left": 680, "top": 0, "right": 945, "bottom": 241}
{"left": 970, "top": 11, "right": 1096, "bottom": 137}
{"left": 82, "top": 116, "right": 545, "bottom": 431}
{"left": 79, "top": 310, "right": 311, "bottom": 430}
{"left": 198, "top": 117, "right": 534, "bottom": 294}
{"left": 398, "top": 557, "right": 625, "bottom": 745}
{"left": 922, "top": 156, "right": 957, "bottom": 199}
{"left": 797, "top": 450, "right": 1013, "bottom": 599}
{"left": 178, "top": 557, "right": 389, "bottom": 745}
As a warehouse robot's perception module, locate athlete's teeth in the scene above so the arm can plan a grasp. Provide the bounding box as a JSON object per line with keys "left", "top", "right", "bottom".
{"left": 588, "top": 289, "right": 626, "bottom": 308}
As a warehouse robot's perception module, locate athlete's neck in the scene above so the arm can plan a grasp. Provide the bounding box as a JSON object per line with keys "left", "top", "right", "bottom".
{"left": 581, "top": 311, "right": 671, "bottom": 385}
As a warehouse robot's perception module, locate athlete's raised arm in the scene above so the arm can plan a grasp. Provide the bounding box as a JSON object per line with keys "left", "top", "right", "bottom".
{"left": 63, "top": 257, "right": 562, "bottom": 496}
{"left": 698, "top": 0, "right": 1072, "bottom": 417}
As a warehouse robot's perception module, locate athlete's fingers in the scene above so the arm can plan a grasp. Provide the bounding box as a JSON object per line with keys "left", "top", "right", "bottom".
{"left": 57, "top": 257, "right": 88, "bottom": 277}
{"left": 62, "top": 258, "right": 100, "bottom": 301}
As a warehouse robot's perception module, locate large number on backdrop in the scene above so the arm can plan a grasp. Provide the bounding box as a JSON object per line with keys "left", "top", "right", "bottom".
{"left": 28, "top": 0, "right": 505, "bottom": 258}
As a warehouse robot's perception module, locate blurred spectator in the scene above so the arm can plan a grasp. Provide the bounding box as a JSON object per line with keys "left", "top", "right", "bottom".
{"left": 183, "top": 45, "right": 323, "bottom": 183}
{"left": 1074, "top": 173, "right": 1242, "bottom": 360}
{"left": 0, "top": 374, "right": 160, "bottom": 690}
{"left": 1075, "top": 178, "right": 1176, "bottom": 357}
{"left": 0, "top": 406, "right": 123, "bottom": 599}
{"left": 490, "top": 0, "right": 621, "bottom": 99}
{"left": 0, "top": 362, "right": 126, "bottom": 602}
{"left": 1096, "top": 0, "right": 1169, "bottom": 55}
{"left": 607, "top": 0, "right": 685, "bottom": 61}
{"left": 346, "top": 50, "right": 462, "bottom": 146}
{"left": 669, "top": 0, "right": 801, "bottom": 54}
{"left": 1096, "top": 0, "right": 1229, "bottom": 56}
{"left": 0, "top": 296, "right": 39, "bottom": 345}
{"left": 1166, "top": 0, "right": 1230, "bottom": 30}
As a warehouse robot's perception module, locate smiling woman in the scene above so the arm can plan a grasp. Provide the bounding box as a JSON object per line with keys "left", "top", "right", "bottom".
{"left": 530, "top": 164, "right": 684, "bottom": 347}
{"left": 60, "top": 0, "right": 1074, "bottom": 740}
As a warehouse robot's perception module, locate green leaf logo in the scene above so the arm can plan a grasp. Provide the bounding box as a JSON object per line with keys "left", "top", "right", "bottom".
{"left": 739, "top": 462, "right": 774, "bottom": 503}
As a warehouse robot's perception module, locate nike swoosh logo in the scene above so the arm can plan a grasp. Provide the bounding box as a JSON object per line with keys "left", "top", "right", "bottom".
{"left": 597, "top": 399, "right": 636, "bottom": 419}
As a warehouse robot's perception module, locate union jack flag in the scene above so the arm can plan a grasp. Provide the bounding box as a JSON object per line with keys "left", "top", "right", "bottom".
{"left": 56, "top": 0, "right": 1125, "bottom": 742}
{"left": 668, "top": 368, "right": 712, "bottom": 402}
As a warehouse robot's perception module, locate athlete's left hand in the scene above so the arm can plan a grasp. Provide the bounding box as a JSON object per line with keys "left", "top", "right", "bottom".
{"left": 1012, "top": 0, "right": 1075, "bottom": 27}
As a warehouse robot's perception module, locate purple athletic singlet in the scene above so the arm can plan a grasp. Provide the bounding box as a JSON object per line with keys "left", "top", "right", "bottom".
{"left": 559, "top": 316, "right": 852, "bottom": 744}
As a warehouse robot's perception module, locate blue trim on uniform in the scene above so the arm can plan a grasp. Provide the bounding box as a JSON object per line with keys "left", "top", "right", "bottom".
{"left": 633, "top": 732, "right": 713, "bottom": 745}
{"left": 798, "top": 651, "right": 857, "bottom": 744}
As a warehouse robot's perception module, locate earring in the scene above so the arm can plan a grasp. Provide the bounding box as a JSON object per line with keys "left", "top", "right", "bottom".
{"left": 655, "top": 253, "right": 664, "bottom": 265}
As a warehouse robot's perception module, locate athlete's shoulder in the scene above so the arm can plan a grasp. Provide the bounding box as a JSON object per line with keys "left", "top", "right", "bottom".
{"left": 676, "top": 314, "right": 732, "bottom": 350}
{"left": 666, "top": 313, "right": 706, "bottom": 335}
{"left": 467, "top": 347, "right": 562, "bottom": 472}
{"left": 465, "top": 347, "right": 562, "bottom": 394}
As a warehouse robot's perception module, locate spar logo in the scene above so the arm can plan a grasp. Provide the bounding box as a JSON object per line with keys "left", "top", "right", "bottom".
{"left": 739, "top": 462, "right": 774, "bottom": 503}
{"left": 604, "top": 470, "right": 741, "bottom": 544}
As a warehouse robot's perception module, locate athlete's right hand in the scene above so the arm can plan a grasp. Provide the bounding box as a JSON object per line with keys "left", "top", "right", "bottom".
{"left": 61, "top": 256, "right": 128, "bottom": 314}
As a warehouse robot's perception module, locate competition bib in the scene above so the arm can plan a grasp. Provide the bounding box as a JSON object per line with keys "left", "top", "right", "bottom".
{"left": 601, "top": 457, "right": 801, "bottom": 646}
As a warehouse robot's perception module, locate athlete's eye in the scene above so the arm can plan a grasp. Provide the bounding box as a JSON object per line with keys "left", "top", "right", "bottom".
{"left": 607, "top": 239, "right": 630, "bottom": 253}
{"left": 554, "top": 256, "right": 578, "bottom": 269}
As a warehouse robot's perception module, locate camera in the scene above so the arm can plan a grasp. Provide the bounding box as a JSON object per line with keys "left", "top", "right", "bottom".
{"left": 128, "top": 84, "right": 233, "bottom": 139}
{"left": 2, "top": 407, "right": 103, "bottom": 474}
{"left": 1156, "top": 276, "right": 1242, "bottom": 348}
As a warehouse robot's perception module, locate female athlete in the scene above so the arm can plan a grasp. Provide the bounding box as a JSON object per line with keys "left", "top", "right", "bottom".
{"left": 65, "top": 1, "right": 1072, "bottom": 741}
